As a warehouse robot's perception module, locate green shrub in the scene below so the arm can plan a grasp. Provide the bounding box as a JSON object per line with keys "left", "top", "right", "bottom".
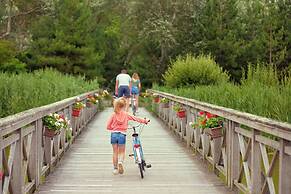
{"left": 154, "top": 64, "right": 291, "bottom": 124}
{"left": 0, "top": 40, "right": 26, "bottom": 73}
{"left": 163, "top": 54, "right": 229, "bottom": 87}
{"left": 0, "top": 69, "right": 99, "bottom": 118}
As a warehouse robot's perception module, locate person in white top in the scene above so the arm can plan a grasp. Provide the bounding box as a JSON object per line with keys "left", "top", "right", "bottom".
{"left": 115, "top": 69, "right": 131, "bottom": 111}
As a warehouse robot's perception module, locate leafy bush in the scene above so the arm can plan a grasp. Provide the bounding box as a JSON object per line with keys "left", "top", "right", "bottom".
{"left": 0, "top": 69, "right": 99, "bottom": 118}
{"left": 163, "top": 54, "right": 229, "bottom": 87}
{"left": 0, "top": 40, "right": 26, "bottom": 73}
{"left": 154, "top": 65, "right": 291, "bottom": 124}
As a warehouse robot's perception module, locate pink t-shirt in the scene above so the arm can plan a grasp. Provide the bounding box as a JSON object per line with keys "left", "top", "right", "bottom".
{"left": 106, "top": 111, "right": 147, "bottom": 133}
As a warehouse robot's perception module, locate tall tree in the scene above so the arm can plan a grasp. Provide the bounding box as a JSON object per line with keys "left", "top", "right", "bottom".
{"left": 28, "top": 0, "right": 104, "bottom": 79}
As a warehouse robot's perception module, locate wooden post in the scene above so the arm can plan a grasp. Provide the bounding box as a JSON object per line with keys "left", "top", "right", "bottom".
{"left": 11, "top": 128, "right": 24, "bottom": 194}
{"left": 28, "top": 124, "right": 37, "bottom": 190}
{"left": 194, "top": 128, "right": 201, "bottom": 151}
{"left": 168, "top": 101, "right": 173, "bottom": 129}
{"left": 185, "top": 107, "right": 191, "bottom": 148}
{"left": 202, "top": 133, "right": 210, "bottom": 159}
{"left": 35, "top": 119, "right": 42, "bottom": 187}
{"left": 212, "top": 137, "right": 223, "bottom": 171}
{"left": 181, "top": 118, "right": 187, "bottom": 141}
{"left": 279, "top": 140, "right": 291, "bottom": 194}
{"left": 251, "top": 129, "right": 261, "bottom": 194}
{"left": 230, "top": 121, "right": 239, "bottom": 190}
{"left": 44, "top": 136, "right": 52, "bottom": 170}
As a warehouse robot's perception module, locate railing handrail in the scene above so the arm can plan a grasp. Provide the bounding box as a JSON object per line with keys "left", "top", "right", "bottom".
{"left": 148, "top": 89, "right": 291, "bottom": 140}
{"left": 0, "top": 90, "right": 98, "bottom": 130}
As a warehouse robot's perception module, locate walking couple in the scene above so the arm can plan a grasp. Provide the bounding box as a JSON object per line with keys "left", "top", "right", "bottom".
{"left": 115, "top": 69, "right": 141, "bottom": 113}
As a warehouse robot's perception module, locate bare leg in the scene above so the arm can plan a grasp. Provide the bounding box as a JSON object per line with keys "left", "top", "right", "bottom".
{"left": 135, "top": 95, "right": 139, "bottom": 111}
{"left": 125, "top": 98, "right": 130, "bottom": 112}
{"left": 118, "top": 145, "right": 126, "bottom": 174}
{"left": 112, "top": 144, "right": 118, "bottom": 168}
{"left": 118, "top": 145, "right": 126, "bottom": 163}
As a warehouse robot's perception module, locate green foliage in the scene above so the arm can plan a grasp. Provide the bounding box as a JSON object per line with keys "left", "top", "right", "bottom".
{"left": 0, "top": 40, "right": 26, "bottom": 73}
{"left": 163, "top": 54, "right": 229, "bottom": 87}
{"left": 28, "top": 0, "right": 104, "bottom": 79}
{"left": 0, "top": 69, "right": 99, "bottom": 118}
{"left": 155, "top": 65, "right": 291, "bottom": 124}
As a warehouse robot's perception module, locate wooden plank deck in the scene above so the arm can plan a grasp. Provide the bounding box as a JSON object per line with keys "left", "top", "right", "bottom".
{"left": 35, "top": 108, "right": 233, "bottom": 194}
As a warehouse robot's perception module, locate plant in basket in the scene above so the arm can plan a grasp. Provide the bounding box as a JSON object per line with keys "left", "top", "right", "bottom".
{"left": 87, "top": 95, "right": 98, "bottom": 107}
{"left": 42, "top": 113, "right": 69, "bottom": 138}
{"left": 173, "top": 104, "right": 186, "bottom": 118}
{"left": 160, "top": 98, "right": 170, "bottom": 108}
{"left": 102, "top": 90, "right": 111, "bottom": 100}
{"left": 94, "top": 93, "right": 103, "bottom": 101}
{"left": 152, "top": 93, "right": 160, "bottom": 103}
{"left": 72, "top": 101, "right": 85, "bottom": 117}
{"left": 140, "top": 92, "right": 150, "bottom": 98}
{"left": 197, "top": 112, "right": 224, "bottom": 139}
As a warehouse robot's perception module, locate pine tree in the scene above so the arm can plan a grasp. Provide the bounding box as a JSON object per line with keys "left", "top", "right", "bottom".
{"left": 28, "top": 0, "right": 103, "bottom": 79}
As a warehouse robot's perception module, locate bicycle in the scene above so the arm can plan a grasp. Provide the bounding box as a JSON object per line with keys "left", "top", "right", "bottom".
{"left": 128, "top": 122, "right": 151, "bottom": 179}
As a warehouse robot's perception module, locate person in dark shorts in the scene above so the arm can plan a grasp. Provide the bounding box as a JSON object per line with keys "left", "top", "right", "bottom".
{"left": 115, "top": 69, "right": 131, "bottom": 111}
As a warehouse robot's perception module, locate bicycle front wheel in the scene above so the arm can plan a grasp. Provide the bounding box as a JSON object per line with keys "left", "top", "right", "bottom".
{"left": 138, "top": 163, "right": 144, "bottom": 179}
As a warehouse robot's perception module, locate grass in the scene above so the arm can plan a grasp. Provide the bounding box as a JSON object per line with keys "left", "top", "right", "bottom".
{"left": 0, "top": 68, "right": 99, "bottom": 118}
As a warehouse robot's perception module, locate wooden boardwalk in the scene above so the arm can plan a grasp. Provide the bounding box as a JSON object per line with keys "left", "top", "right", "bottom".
{"left": 35, "top": 108, "right": 233, "bottom": 194}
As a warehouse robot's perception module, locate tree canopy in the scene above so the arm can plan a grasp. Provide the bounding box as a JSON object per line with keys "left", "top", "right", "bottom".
{"left": 0, "top": 0, "right": 290, "bottom": 87}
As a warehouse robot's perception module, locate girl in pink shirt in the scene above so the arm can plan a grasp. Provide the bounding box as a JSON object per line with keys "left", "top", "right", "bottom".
{"left": 107, "top": 97, "right": 149, "bottom": 175}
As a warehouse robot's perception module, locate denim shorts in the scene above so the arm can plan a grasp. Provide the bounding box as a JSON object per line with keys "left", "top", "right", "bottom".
{"left": 118, "top": 86, "right": 130, "bottom": 98}
{"left": 111, "top": 132, "right": 126, "bottom": 145}
{"left": 131, "top": 86, "right": 139, "bottom": 95}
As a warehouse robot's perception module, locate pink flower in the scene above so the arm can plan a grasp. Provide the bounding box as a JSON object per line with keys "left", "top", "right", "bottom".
{"left": 0, "top": 171, "right": 4, "bottom": 180}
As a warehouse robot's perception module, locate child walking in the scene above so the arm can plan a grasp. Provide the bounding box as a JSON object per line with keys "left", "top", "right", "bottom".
{"left": 106, "top": 97, "right": 149, "bottom": 175}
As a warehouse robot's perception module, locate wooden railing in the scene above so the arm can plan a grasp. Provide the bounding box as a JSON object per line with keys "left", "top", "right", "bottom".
{"left": 148, "top": 89, "right": 291, "bottom": 194}
{"left": 0, "top": 91, "right": 99, "bottom": 194}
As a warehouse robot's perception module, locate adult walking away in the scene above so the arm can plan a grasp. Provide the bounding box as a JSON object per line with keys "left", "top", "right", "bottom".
{"left": 131, "top": 73, "right": 141, "bottom": 113}
{"left": 115, "top": 69, "right": 131, "bottom": 111}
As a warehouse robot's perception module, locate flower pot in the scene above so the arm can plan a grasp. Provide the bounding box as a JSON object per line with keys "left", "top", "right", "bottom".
{"left": 206, "top": 126, "right": 223, "bottom": 139}
{"left": 162, "top": 103, "right": 169, "bottom": 108}
{"left": 177, "top": 110, "right": 186, "bottom": 118}
{"left": 153, "top": 97, "right": 160, "bottom": 103}
{"left": 72, "top": 109, "right": 81, "bottom": 117}
{"left": 44, "top": 127, "right": 59, "bottom": 138}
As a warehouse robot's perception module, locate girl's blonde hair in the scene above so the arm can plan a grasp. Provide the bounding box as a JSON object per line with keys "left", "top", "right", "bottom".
{"left": 132, "top": 73, "right": 139, "bottom": 80}
{"left": 114, "top": 97, "right": 127, "bottom": 113}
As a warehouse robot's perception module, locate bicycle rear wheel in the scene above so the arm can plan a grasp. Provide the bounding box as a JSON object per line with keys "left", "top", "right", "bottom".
{"left": 138, "top": 163, "right": 144, "bottom": 179}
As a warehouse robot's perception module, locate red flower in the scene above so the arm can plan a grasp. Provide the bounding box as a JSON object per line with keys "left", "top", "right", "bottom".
{"left": 199, "top": 111, "right": 205, "bottom": 116}
{"left": 206, "top": 112, "right": 217, "bottom": 119}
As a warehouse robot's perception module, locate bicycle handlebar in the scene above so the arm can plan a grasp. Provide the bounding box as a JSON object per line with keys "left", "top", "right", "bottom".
{"left": 128, "top": 118, "right": 150, "bottom": 130}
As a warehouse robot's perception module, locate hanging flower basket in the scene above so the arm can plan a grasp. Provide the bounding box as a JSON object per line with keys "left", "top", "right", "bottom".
{"left": 177, "top": 110, "right": 186, "bottom": 118}
{"left": 153, "top": 96, "right": 160, "bottom": 103}
{"left": 44, "top": 127, "right": 59, "bottom": 138}
{"left": 205, "top": 126, "right": 223, "bottom": 139}
{"left": 160, "top": 98, "right": 169, "bottom": 108}
{"left": 72, "top": 109, "right": 81, "bottom": 117}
